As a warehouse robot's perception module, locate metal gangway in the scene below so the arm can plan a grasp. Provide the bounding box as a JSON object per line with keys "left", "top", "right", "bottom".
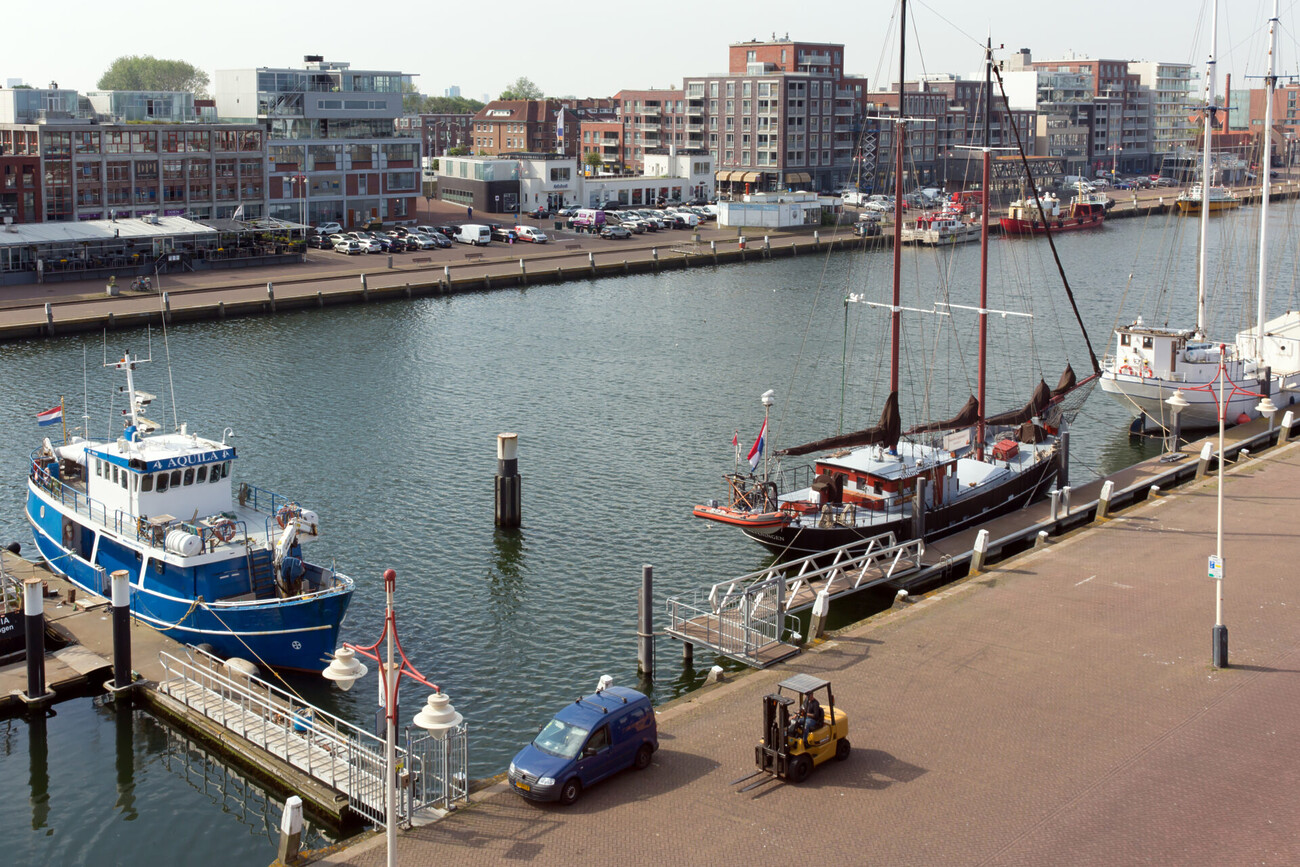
{"left": 665, "top": 532, "right": 924, "bottom": 668}
{"left": 155, "top": 647, "right": 468, "bottom": 827}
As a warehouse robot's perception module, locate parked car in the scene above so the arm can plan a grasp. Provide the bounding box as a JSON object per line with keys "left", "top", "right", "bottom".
{"left": 333, "top": 239, "right": 362, "bottom": 255}
{"left": 1154, "top": 177, "right": 1178, "bottom": 187}
{"left": 619, "top": 218, "right": 647, "bottom": 234}
{"left": 521, "top": 207, "right": 551, "bottom": 219}
{"left": 600, "top": 225, "right": 632, "bottom": 240}
{"left": 406, "top": 233, "right": 438, "bottom": 250}
{"left": 514, "top": 226, "right": 549, "bottom": 243}
{"left": 434, "top": 225, "right": 460, "bottom": 238}
{"left": 307, "top": 234, "right": 334, "bottom": 249}
{"left": 507, "top": 684, "right": 657, "bottom": 805}
{"left": 373, "top": 234, "right": 405, "bottom": 253}
{"left": 413, "top": 225, "right": 441, "bottom": 236}
{"left": 314, "top": 221, "right": 343, "bottom": 236}
{"left": 425, "top": 231, "right": 453, "bottom": 248}
{"left": 490, "top": 224, "right": 518, "bottom": 243}
{"left": 346, "top": 232, "right": 382, "bottom": 253}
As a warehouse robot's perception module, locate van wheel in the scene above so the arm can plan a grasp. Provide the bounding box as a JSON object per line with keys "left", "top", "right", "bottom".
{"left": 634, "top": 744, "right": 653, "bottom": 770}
{"left": 835, "top": 738, "right": 851, "bottom": 761}
{"left": 559, "top": 778, "right": 581, "bottom": 806}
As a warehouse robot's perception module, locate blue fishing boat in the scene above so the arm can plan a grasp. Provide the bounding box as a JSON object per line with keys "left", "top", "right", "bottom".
{"left": 26, "top": 350, "right": 352, "bottom": 672}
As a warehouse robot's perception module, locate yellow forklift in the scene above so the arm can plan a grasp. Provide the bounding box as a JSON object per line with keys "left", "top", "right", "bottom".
{"left": 733, "top": 673, "right": 850, "bottom": 791}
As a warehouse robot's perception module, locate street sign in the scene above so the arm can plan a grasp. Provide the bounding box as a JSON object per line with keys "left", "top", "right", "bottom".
{"left": 1208, "top": 555, "right": 1223, "bottom": 580}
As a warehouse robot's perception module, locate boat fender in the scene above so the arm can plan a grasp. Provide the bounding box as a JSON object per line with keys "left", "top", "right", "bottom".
{"left": 224, "top": 657, "right": 260, "bottom": 680}
{"left": 164, "top": 529, "right": 202, "bottom": 557}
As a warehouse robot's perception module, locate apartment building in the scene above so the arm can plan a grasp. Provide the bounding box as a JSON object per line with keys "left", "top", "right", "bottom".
{"left": 684, "top": 37, "right": 870, "bottom": 194}
{"left": 216, "top": 56, "right": 419, "bottom": 227}
{"left": 1130, "top": 61, "right": 1197, "bottom": 171}
{"left": 395, "top": 113, "right": 473, "bottom": 159}
{"left": 0, "top": 86, "right": 265, "bottom": 224}
{"left": 1029, "top": 57, "right": 1151, "bottom": 174}
{"left": 614, "top": 89, "right": 685, "bottom": 172}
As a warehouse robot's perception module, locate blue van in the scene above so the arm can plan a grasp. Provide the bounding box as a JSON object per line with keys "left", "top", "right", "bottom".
{"left": 507, "top": 685, "right": 657, "bottom": 805}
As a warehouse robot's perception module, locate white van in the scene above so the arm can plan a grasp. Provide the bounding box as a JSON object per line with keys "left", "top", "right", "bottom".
{"left": 455, "top": 224, "right": 491, "bottom": 246}
{"left": 841, "top": 191, "right": 868, "bottom": 206}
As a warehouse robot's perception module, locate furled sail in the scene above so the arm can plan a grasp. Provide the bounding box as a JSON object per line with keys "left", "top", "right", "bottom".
{"left": 985, "top": 379, "right": 1052, "bottom": 427}
{"left": 778, "top": 392, "right": 900, "bottom": 456}
{"left": 904, "top": 394, "right": 980, "bottom": 436}
{"left": 1051, "top": 364, "right": 1077, "bottom": 397}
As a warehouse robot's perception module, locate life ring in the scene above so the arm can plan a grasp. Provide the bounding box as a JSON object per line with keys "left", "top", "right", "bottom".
{"left": 212, "top": 519, "right": 236, "bottom": 543}
{"left": 276, "top": 503, "right": 298, "bottom": 529}
{"left": 1118, "top": 365, "right": 1136, "bottom": 376}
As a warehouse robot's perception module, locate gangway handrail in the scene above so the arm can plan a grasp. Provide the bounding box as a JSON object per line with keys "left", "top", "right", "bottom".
{"left": 157, "top": 646, "right": 397, "bottom": 825}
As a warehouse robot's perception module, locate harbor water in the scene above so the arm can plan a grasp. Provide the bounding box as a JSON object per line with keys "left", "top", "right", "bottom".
{"left": 0, "top": 203, "right": 1292, "bottom": 864}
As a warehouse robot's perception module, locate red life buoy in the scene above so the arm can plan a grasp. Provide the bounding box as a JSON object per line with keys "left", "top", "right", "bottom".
{"left": 212, "top": 519, "right": 236, "bottom": 543}
{"left": 1118, "top": 365, "right": 1136, "bottom": 376}
{"left": 276, "top": 503, "right": 298, "bottom": 529}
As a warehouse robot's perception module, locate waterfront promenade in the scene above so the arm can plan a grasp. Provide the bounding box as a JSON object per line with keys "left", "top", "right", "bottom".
{"left": 4, "top": 181, "right": 1296, "bottom": 342}
{"left": 321, "top": 440, "right": 1300, "bottom": 866}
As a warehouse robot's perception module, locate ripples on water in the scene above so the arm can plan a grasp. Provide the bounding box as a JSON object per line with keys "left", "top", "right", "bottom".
{"left": 0, "top": 203, "right": 1291, "bottom": 862}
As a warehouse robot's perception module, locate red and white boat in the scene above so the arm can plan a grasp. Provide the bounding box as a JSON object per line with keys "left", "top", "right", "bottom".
{"left": 1000, "top": 184, "right": 1106, "bottom": 235}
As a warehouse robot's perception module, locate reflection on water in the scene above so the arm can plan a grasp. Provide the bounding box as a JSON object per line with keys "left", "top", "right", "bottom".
{"left": 113, "top": 699, "right": 136, "bottom": 821}
{"left": 485, "top": 528, "right": 527, "bottom": 621}
{"left": 27, "top": 709, "right": 50, "bottom": 832}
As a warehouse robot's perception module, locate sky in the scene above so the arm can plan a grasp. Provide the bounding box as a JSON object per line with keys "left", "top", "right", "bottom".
{"left": 6, "top": 0, "right": 1299, "bottom": 100}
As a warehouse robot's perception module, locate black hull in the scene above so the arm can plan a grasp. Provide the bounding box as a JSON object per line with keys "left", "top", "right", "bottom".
{"left": 743, "top": 451, "right": 1061, "bottom": 557}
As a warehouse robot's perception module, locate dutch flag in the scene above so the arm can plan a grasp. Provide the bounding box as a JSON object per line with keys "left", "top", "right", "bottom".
{"left": 36, "top": 405, "right": 63, "bottom": 427}
{"left": 747, "top": 418, "right": 767, "bottom": 471}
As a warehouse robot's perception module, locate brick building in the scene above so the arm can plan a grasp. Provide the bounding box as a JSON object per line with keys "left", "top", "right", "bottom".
{"left": 683, "top": 37, "right": 870, "bottom": 194}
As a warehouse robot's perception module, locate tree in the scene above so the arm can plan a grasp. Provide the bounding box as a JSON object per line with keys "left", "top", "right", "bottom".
{"left": 97, "top": 55, "right": 209, "bottom": 96}
{"left": 583, "top": 151, "right": 603, "bottom": 175}
{"left": 402, "top": 82, "right": 423, "bottom": 114}
{"left": 499, "top": 77, "right": 543, "bottom": 101}
{"left": 447, "top": 147, "right": 470, "bottom": 156}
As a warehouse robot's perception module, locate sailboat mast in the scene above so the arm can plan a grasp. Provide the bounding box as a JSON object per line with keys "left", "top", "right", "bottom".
{"left": 977, "top": 38, "right": 992, "bottom": 461}
{"left": 1256, "top": 0, "right": 1278, "bottom": 363}
{"left": 890, "top": 0, "right": 906, "bottom": 397}
{"left": 1196, "top": 0, "right": 1218, "bottom": 337}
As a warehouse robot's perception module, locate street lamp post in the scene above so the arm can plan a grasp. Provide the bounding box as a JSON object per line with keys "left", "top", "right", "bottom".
{"left": 1211, "top": 351, "right": 1227, "bottom": 668}
{"left": 322, "top": 569, "right": 463, "bottom": 867}
{"left": 1164, "top": 390, "right": 1189, "bottom": 459}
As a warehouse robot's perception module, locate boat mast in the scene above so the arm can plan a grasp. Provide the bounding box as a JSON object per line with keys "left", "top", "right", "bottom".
{"left": 977, "top": 38, "right": 992, "bottom": 461}
{"left": 113, "top": 352, "right": 143, "bottom": 430}
{"left": 1255, "top": 0, "right": 1279, "bottom": 364}
{"left": 890, "top": 0, "right": 906, "bottom": 398}
{"left": 1196, "top": 0, "right": 1219, "bottom": 338}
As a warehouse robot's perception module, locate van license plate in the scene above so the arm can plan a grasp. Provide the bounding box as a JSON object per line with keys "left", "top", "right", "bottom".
{"left": 515, "top": 781, "right": 530, "bottom": 792}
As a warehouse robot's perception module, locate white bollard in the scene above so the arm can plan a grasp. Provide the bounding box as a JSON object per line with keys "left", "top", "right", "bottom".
{"left": 277, "top": 795, "right": 303, "bottom": 865}
{"left": 1196, "top": 442, "right": 1214, "bottom": 479}
{"left": 1281, "top": 410, "right": 1295, "bottom": 445}
{"left": 809, "top": 589, "right": 831, "bottom": 641}
{"left": 969, "top": 529, "right": 991, "bottom": 574}
{"left": 1035, "top": 530, "right": 1050, "bottom": 549}
{"left": 1097, "top": 479, "right": 1115, "bottom": 519}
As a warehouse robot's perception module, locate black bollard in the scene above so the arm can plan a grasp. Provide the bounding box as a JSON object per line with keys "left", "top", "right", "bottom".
{"left": 108, "top": 569, "right": 133, "bottom": 692}
{"left": 23, "top": 578, "right": 49, "bottom": 704}
{"left": 494, "top": 433, "right": 521, "bottom": 528}
{"left": 637, "top": 564, "right": 654, "bottom": 679}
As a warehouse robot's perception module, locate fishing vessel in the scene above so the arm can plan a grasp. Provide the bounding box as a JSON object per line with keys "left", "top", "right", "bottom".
{"left": 999, "top": 182, "right": 1106, "bottom": 235}
{"left": 26, "top": 349, "right": 353, "bottom": 671}
{"left": 1100, "top": 0, "right": 1300, "bottom": 430}
{"left": 694, "top": 28, "right": 1099, "bottom": 557}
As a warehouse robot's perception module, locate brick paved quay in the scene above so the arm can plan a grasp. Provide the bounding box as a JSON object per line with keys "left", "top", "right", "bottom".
{"left": 317, "top": 440, "right": 1300, "bottom": 867}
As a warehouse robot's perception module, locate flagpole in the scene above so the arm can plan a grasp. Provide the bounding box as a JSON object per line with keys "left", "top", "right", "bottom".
{"left": 60, "top": 395, "right": 67, "bottom": 445}
{"left": 733, "top": 430, "right": 740, "bottom": 476}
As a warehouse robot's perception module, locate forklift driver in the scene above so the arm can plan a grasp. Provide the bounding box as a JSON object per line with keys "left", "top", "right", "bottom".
{"left": 787, "top": 696, "right": 825, "bottom": 742}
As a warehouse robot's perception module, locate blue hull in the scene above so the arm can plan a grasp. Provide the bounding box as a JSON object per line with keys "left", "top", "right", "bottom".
{"left": 28, "top": 486, "right": 351, "bottom": 672}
